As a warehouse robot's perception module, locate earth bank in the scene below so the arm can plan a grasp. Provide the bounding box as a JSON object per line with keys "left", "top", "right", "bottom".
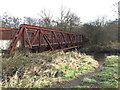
{"left": 2, "top": 51, "right": 99, "bottom": 88}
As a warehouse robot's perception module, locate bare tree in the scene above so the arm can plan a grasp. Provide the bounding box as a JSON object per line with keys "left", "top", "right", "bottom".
{"left": 118, "top": 2, "right": 120, "bottom": 18}
{"left": 2, "top": 12, "right": 12, "bottom": 28}
{"left": 118, "top": 1, "right": 120, "bottom": 42}
{"left": 1, "top": 12, "right": 21, "bottom": 28}
{"left": 12, "top": 17, "right": 22, "bottom": 28}
{"left": 38, "top": 9, "right": 53, "bottom": 28}
{"left": 23, "top": 17, "right": 37, "bottom": 26}
{"left": 56, "top": 7, "right": 81, "bottom": 32}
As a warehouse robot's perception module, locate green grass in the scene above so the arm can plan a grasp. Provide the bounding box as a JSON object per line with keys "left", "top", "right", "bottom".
{"left": 96, "top": 55, "right": 119, "bottom": 88}
{"left": 99, "top": 80, "right": 118, "bottom": 88}
{"left": 74, "top": 85, "right": 90, "bottom": 88}
{"left": 96, "top": 67, "right": 118, "bottom": 80}
{"left": 105, "top": 55, "right": 119, "bottom": 67}
{"left": 82, "top": 78, "right": 96, "bottom": 83}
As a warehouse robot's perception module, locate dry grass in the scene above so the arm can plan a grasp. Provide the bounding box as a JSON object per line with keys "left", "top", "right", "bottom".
{"left": 2, "top": 50, "right": 99, "bottom": 88}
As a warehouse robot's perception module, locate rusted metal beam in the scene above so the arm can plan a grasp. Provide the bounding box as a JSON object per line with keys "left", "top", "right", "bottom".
{"left": 47, "top": 45, "right": 81, "bottom": 53}
{"left": 20, "top": 24, "right": 80, "bottom": 35}
{"left": 25, "top": 30, "right": 32, "bottom": 48}
{"left": 39, "top": 31, "right": 41, "bottom": 52}
{"left": 0, "top": 27, "right": 18, "bottom": 31}
{"left": 1, "top": 24, "right": 84, "bottom": 57}
{"left": 31, "top": 30, "right": 39, "bottom": 45}
{"left": 9, "top": 27, "right": 24, "bottom": 55}
{"left": 52, "top": 31, "right": 62, "bottom": 49}
{"left": 41, "top": 30, "right": 54, "bottom": 51}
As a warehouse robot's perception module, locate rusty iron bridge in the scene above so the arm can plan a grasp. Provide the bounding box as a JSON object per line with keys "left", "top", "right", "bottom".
{"left": 0, "top": 24, "right": 85, "bottom": 56}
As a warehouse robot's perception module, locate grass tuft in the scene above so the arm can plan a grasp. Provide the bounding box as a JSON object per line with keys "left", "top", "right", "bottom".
{"left": 74, "top": 85, "right": 90, "bottom": 88}
{"left": 82, "top": 78, "right": 96, "bottom": 83}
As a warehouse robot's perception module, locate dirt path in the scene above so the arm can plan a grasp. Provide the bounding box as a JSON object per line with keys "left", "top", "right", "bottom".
{"left": 51, "top": 60, "right": 105, "bottom": 88}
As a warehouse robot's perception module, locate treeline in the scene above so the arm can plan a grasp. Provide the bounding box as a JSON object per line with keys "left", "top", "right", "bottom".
{"left": 1, "top": 9, "right": 119, "bottom": 49}
{"left": 1, "top": 9, "right": 81, "bottom": 33}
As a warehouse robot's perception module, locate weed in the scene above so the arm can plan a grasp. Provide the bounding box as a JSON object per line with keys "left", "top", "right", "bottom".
{"left": 99, "top": 80, "right": 118, "bottom": 88}
{"left": 74, "top": 85, "right": 90, "bottom": 88}
{"left": 105, "top": 55, "right": 119, "bottom": 67}
{"left": 82, "top": 78, "right": 96, "bottom": 83}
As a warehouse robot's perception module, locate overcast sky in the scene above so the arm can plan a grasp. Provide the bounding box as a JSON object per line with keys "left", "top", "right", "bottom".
{"left": 0, "top": 0, "right": 119, "bottom": 23}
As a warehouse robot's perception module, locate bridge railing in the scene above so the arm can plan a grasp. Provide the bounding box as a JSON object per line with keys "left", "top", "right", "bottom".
{"left": 0, "top": 24, "right": 84, "bottom": 56}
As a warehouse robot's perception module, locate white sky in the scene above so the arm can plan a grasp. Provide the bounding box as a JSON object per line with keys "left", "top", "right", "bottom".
{"left": 0, "top": 0, "right": 119, "bottom": 23}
